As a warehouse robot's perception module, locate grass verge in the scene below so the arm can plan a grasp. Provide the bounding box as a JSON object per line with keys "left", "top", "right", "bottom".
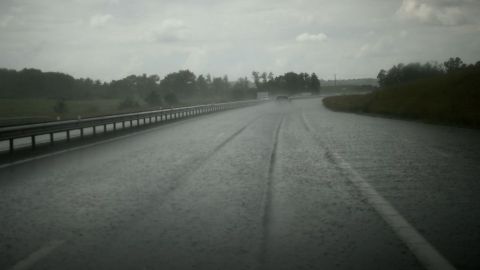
{"left": 323, "top": 67, "right": 480, "bottom": 128}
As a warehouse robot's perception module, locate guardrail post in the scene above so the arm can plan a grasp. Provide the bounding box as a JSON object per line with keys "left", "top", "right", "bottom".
{"left": 31, "top": 135, "right": 36, "bottom": 150}
{"left": 93, "top": 126, "right": 96, "bottom": 136}
{"left": 80, "top": 128, "right": 84, "bottom": 138}
{"left": 50, "top": 133, "right": 54, "bottom": 145}
{"left": 113, "top": 122, "right": 117, "bottom": 131}
{"left": 9, "top": 138, "right": 13, "bottom": 154}
{"left": 122, "top": 121, "right": 125, "bottom": 129}
{"left": 66, "top": 130, "right": 70, "bottom": 141}
{"left": 104, "top": 124, "right": 107, "bottom": 133}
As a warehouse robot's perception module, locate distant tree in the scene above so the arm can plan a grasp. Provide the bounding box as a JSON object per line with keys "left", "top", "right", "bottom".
{"left": 196, "top": 75, "right": 208, "bottom": 94}
{"left": 118, "top": 96, "right": 140, "bottom": 110}
{"left": 159, "top": 70, "right": 196, "bottom": 97}
{"left": 145, "top": 90, "right": 161, "bottom": 106}
{"left": 260, "top": 72, "right": 267, "bottom": 85}
{"left": 164, "top": 92, "right": 178, "bottom": 106}
{"left": 267, "top": 72, "right": 274, "bottom": 81}
{"left": 283, "top": 72, "right": 303, "bottom": 94}
{"left": 232, "top": 77, "right": 253, "bottom": 100}
{"left": 378, "top": 61, "right": 444, "bottom": 88}
{"left": 444, "top": 57, "right": 465, "bottom": 73}
{"left": 377, "top": 69, "right": 387, "bottom": 88}
{"left": 252, "top": 71, "right": 261, "bottom": 89}
{"left": 211, "top": 77, "right": 229, "bottom": 97}
{"left": 309, "top": 73, "right": 321, "bottom": 93}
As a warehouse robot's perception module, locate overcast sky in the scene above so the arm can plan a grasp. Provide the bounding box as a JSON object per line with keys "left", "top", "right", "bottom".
{"left": 1, "top": 0, "right": 479, "bottom": 81}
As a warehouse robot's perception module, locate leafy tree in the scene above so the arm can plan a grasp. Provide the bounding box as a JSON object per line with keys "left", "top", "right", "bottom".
{"left": 267, "top": 72, "right": 274, "bottom": 81}
{"left": 196, "top": 75, "right": 208, "bottom": 94}
{"left": 377, "top": 61, "right": 445, "bottom": 88}
{"left": 251, "top": 71, "right": 261, "bottom": 89}
{"left": 444, "top": 57, "right": 465, "bottom": 73}
{"left": 164, "top": 92, "right": 179, "bottom": 106}
{"left": 118, "top": 96, "right": 140, "bottom": 110}
{"left": 232, "top": 77, "right": 254, "bottom": 100}
{"left": 309, "top": 73, "right": 321, "bottom": 93}
{"left": 145, "top": 90, "right": 161, "bottom": 106}
{"left": 260, "top": 72, "right": 267, "bottom": 85}
{"left": 377, "top": 69, "right": 387, "bottom": 88}
{"left": 160, "top": 70, "right": 196, "bottom": 98}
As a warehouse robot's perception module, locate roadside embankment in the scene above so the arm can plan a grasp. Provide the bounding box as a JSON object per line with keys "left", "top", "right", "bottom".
{"left": 323, "top": 67, "right": 480, "bottom": 128}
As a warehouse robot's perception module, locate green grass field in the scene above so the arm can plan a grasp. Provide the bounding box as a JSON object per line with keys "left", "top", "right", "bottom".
{"left": 323, "top": 68, "right": 480, "bottom": 128}
{"left": 0, "top": 98, "right": 132, "bottom": 125}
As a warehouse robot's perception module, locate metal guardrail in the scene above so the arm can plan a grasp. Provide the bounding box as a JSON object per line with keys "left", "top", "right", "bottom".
{"left": 0, "top": 99, "right": 264, "bottom": 154}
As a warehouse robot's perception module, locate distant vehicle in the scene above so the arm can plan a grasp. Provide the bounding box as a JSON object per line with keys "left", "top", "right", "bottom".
{"left": 275, "top": 95, "right": 290, "bottom": 102}
{"left": 257, "top": 91, "right": 269, "bottom": 100}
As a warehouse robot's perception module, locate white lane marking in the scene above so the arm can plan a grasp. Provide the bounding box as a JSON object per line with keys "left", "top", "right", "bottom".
{"left": 9, "top": 240, "right": 64, "bottom": 270}
{"left": 0, "top": 129, "right": 157, "bottom": 170}
{"left": 301, "top": 113, "right": 456, "bottom": 270}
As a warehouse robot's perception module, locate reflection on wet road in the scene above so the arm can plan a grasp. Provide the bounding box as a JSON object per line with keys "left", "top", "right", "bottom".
{"left": 1, "top": 98, "right": 479, "bottom": 270}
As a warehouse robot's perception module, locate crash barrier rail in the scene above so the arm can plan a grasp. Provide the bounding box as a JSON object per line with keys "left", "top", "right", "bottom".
{"left": 0, "top": 99, "right": 264, "bottom": 154}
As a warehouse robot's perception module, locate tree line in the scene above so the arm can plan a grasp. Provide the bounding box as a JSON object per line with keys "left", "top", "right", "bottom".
{"left": 0, "top": 68, "right": 322, "bottom": 108}
{"left": 252, "top": 71, "right": 320, "bottom": 94}
{"left": 377, "top": 57, "right": 480, "bottom": 88}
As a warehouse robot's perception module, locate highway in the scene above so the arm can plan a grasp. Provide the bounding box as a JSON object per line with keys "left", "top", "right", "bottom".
{"left": 1, "top": 98, "right": 480, "bottom": 270}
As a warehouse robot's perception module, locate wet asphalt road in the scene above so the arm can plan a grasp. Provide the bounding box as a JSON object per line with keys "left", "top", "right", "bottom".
{"left": 1, "top": 98, "right": 480, "bottom": 270}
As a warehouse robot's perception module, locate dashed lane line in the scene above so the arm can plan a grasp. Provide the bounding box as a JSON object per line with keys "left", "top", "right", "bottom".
{"left": 301, "top": 112, "right": 456, "bottom": 270}
{"left": 9, "top": 240, "right": 64, "bottom": 270}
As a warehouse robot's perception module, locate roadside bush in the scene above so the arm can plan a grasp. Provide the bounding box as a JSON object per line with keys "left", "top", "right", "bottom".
{"left": 324, "top": 65, "right": 480, "bottom": 128}
{"left": 145, "top": 90, "right": 162, "bottom": 106}
{"left": 53, "top": 99, "right": 68, "bottom": 114}
{"left": 164, "top": 92, "right": 178, "bottom": 106}
{"left": 118, "top": 96, "right": 140, "bottom": 110}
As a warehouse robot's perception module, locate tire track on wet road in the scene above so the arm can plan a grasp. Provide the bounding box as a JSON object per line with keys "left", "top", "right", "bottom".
{"left": 257, "top": 115, "right": 284, "bottom": 268}
{"left": 2, "top": 116, "right": 262, "bottom": 270}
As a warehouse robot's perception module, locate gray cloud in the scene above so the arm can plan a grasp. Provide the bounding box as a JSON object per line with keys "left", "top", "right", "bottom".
{"left": 0, "top": 0, "right": 479, "bottom": 81}
{"left": 89, "top": 14, "right": 113, "bottom": 27}
{"left": 296, "top": 33, "right": 328, "bottom": 42}
{"left": 396, "top": 0, "right": 478, "bottom": 26}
